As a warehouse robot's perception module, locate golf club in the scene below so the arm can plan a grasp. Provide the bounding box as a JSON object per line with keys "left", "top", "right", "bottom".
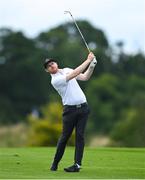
{"left": 64, "top": 10, "right": 91, "bottom": 53}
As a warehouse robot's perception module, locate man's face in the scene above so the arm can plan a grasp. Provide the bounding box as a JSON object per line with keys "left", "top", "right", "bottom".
{"left": 46, "top": 62, "right": 58, "bottom": 74}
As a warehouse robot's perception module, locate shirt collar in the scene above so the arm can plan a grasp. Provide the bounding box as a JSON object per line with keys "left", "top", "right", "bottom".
{"left": 51, "top": 69, "right": 63, "bottom": 76}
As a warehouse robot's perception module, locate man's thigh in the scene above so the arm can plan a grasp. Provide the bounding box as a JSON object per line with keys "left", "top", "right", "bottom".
{"left": 62, "top": 107, "right": 78, "bottom": 136}
{"left": 76, "top": 105, "right": 90, "bottom": 134}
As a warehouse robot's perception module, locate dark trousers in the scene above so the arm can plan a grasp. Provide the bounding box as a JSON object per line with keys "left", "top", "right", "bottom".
{"left": 53, "top": 103, "right": 90, "bottom": 166}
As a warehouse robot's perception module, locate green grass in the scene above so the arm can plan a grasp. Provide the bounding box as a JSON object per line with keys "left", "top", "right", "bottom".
{"left": 0, "top": 147, "right": 145, "bottom": 179}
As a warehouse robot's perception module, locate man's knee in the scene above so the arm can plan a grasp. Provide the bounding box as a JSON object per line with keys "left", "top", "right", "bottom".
{"left": 76, "top": 131, "right": 85, "bottom": 142}
{"left": 59, "top": 133, "right": 70, "bottom": 144}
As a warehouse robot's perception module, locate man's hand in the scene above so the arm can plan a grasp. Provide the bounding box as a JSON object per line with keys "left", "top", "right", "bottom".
{"left": 87, "top": 52, "right": 95, "bottom": 62}
{"left": 66, "top": 53, "right": 94, "bottom": 81}
{"left": 87, "top": 52, "right": 97, "bottom": 68}
{"left": 76, "top": 52, "right": 97, "bottom": 81}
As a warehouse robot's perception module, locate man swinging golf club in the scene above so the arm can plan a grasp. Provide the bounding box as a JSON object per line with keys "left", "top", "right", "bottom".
{"left": 44, "top": 52, "right": 97, "bottom": 172}
{"left": 44, "top": 11, "right": 97, "bottom": 172}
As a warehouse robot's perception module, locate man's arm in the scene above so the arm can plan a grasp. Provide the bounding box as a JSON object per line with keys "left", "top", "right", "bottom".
{"left": 66, "top": 52, "right": 95, "bottom": 81}
{"left": 77, "top": 58, "right": 97, "bottom": 81}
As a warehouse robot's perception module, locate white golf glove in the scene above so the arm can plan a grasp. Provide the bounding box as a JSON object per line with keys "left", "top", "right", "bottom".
{"left": 89, "top": 57, "right": 97, "bottom": 68}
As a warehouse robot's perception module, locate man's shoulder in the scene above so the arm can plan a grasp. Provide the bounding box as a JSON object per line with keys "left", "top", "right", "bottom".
{"left": 63, "top": 67, "right": 73, "bottom": 72}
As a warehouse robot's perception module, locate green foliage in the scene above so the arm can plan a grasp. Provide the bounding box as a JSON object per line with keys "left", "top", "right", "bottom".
{"left": 86, "top": 74, "right": 123, "bottom": 133}
{"left": 27, "top": 102, "right": 75, "bottom": 146}
{"left": 0, "top": 21, "right": 145, "bottom": 147}
{"left": 111, "top": 94, "right": 145, "bottom": 147}
{"left": 27, "top": 117, "right": 62, "bottom": 146}
{"left": 0, "top": 29, "right": 51, "bottom": 123}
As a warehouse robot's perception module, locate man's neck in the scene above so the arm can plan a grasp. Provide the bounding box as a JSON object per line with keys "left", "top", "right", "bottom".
{"left": 50, "top": 68, "right": 63, "bottom": 75}
{"left": 58, "top": 68, "right": 63, "bottom": 72}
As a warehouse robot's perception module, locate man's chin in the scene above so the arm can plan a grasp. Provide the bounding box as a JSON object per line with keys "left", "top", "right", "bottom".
{"left": 51, "top": 70, "right": 58, "bottom": 74}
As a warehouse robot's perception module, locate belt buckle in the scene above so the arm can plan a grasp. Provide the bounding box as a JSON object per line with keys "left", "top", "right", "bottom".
{"left": 76, "top": 104, "right": 81, "bottom": 108}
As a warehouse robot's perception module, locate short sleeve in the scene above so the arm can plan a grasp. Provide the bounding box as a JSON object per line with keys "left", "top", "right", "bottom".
{"left": 52, "top": 75, "right": 67, "bottom": 87}
{"left": 64, "top": 67, "right": 79, "bottom": 80}
{"left": 64, "top": 67, "right": 73, "bottom": 73}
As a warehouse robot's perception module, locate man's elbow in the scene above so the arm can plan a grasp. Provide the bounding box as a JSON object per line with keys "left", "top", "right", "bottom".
{"left": 82, "top": 75, "right": 90, "bottom": 81}
{"left": 66, "top": 71, "right": 79, "bottom": 81}
{"left": 85, "top": 77, "right": 90, "bottom": 81}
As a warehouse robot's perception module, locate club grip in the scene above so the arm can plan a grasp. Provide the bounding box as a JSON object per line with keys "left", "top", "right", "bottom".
{"left": 93, "top": 57, "right": 97, "bottom": 65}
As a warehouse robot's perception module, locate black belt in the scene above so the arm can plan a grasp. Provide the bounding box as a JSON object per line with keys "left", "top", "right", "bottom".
{"left": 64, "top": 102, "right": 87, "bottom": 108}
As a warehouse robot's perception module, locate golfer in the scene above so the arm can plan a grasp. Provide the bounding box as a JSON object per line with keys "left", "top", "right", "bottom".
{"left": 44, "top": 52, "right": 97, "bottom": 172}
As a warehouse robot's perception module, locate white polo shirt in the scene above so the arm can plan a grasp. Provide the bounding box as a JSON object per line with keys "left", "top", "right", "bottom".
{"left": 51, "top": 68, "right": 87, "bottom": 105}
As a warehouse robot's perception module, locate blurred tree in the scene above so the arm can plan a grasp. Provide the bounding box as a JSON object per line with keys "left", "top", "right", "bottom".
{"left": 0, "top": 29, "right": 51, "bottom": 123}
{"left": 123, "top": 75, "right": 145, "bottom": 107}
{"left": 110, "top": 93, "right": 145, "bottom": 147}
{"left": 112, "top": 53, "right": 145, "bottom": 77}
{"left": 86, "top": 74, "right": 123, "bottom": 134}
{"left": 0, "top": 19, "right": 145, "bottom": 149}
{"left": 27, "top": 102, "right": 74, "bottom": 146}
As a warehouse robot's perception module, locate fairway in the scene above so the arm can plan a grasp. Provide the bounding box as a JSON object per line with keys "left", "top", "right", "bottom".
{"left": 0, "top": 147, "right": 145, "bottom": 179}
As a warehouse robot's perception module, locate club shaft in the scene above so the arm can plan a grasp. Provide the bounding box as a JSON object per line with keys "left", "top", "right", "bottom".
{"left": 68, "top": 12, "right": 91, "bottom": 53}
